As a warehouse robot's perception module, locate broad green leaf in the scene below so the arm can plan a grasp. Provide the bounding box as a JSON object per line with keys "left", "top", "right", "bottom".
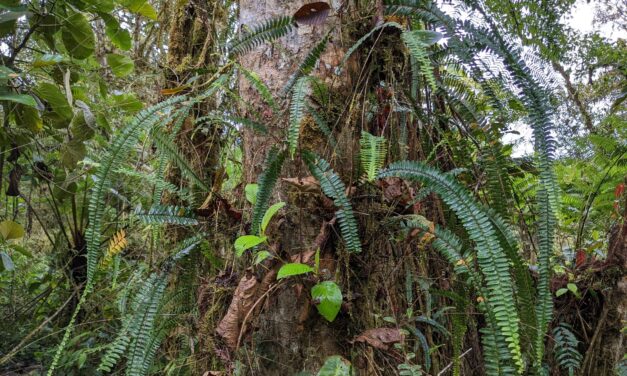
{"left": 311, "top": 281, "right": 342, "bottom": 322}
{"left": 277, "top": 263, "right": 313, "bottom": 279}
{"left": 0, "top": 251, "right": 14, "bottom": 271}
{"left": 254, "top": 250, "right": 272, "bottom": 265}
{"left": 61, "top": 11, "right": 95, "bottom": 59}
{"left": 106, "top": 53, "right": 134, "bottom": 77}
{"left": 245, "top": 183, "right": 258, "bottom": 204}
{"left": 566, "top": 283, "right": 577, "bottom": 294}
{"left": 317, "top": 355, "right": 352, "bottom": 376}
{"left": 100, "top": 14, "right": 131, "bottom": 51}
{"left": 70, "top": 110, "right": 95, "bottom": 141}
{"left": 35, "top": 82, "right": 73, "bottom": 122}
{"left": 0, "top": 93, "right": 37, "bottom": 107}
{"left": 120, "top": 0, "right": 158, "bottom": 20}
{"left": 261, "top": 202, "right": 285, "bottom": 234}
{"left": 0, "top": 220, "right": 24, "bottom": 240}
{"left": 83, "top": 0, "right": 114, "bottom": 12}
{"left": 60, "top": 139, "right": 86, "bottom": 169}
{"left": 32, "top": 54, "right": 64, "bottom": 68}
{"left": 234, "top": 235, "right": 266, "bottom": 257}
{"left": 0, "top": 10, "right": 30, "bottom": 23}
{"left": 556, "top": 288, "right": 568, "bottom": 297}
{"left": 16, "top": 105, "right": 43, "bottom": 132}
{"left": 111, "top": 93, "right": 142, "bottom": 113}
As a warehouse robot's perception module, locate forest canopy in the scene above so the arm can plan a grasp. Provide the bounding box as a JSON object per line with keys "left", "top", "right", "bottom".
{"left": 0, "top": 0, "right": 625, "bottom": 375}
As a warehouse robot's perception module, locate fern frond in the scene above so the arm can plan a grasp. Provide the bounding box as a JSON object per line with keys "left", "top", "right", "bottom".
{"left": 401, "top": 30, "right": 437, "bottom": 90}
{"left": 230, "top": 16, "right": 294, "bottom": 55}
{"left": 341, "top": 22, "right": 404, "bottom": 66}
{"left": 307, "top": 104, "right": 337, "bottom": 148}
{"left": 288, "top": 76, "right": 310, "bottom": 158}
{"left": 238, "top": 65, "right": 278, "bottom": 111}
{"left": 135, "top": 204, "right": 199, "bottom": 226}
{"left": 553, "top": 323, "right": 582, "bottom": 376}
{"left": 283, "top": 33, "right": 330, "bottom": 94}
{"left": 251, "top": 148, "right": 286, "bottom": 235}
{"left": 151, "top": 128, "right": 209, "bottom": 192}
{"left": 102, "top": 230, "right": 127, "bottom": 267}
{"left": 379, "top": 161, "right": 523, "bottom": 372}
{"left": 360, "top": 131, "right": 387, "bottom": 182}
{"left": 303, "top": 151, "right": 361, "bottom": 253}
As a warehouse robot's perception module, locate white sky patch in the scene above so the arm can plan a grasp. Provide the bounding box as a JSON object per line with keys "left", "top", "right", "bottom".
{"left": 505, "top": 0, "right": 624, "bottom": 157}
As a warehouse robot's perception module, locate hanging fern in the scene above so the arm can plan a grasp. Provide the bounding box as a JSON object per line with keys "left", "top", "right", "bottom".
{"left": 230, "top": 16, "right": 294, "bottom": 55}
{"left": 135, "top": 204, "right": 199, "bottom": 226}
{"left": 251, "top": 148, "right": 286, "bottom": 235}
{"left": 341, "top": 22, "right": 404, "bottom": 66}
{"left": 401, "top": 30, "right": 437, "bottom": 91}
{"left": 238, "top": 64, "right": 278, "bottom": 111}
{"left": 307, "top": 104, "right": 337, "bottom": 149}
{"left": 552, "top": 323, "right": 582, "bottom": 376}
{"left": 151, "top": 128, "right": 209, "bottom": 192}
{"left": 360, "top": 131, "right": 387, "bottom": 182}
{"left": 283, "top": 33, "right": 330, "bottom": 94}
{"left": 303, "top": 151, "right": 361, "bottom": 253}
{"left": 288, "top": 76, "right": 310, "bottom": 158}
{"left": 378, "top": 161, "right": 523, "bottom": 372}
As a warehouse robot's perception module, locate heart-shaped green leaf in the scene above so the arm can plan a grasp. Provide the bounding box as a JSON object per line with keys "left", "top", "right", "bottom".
{"left": 311, "top": 281, "right": 342, "bottom": 322}
{"left": 107, "top": 53, "right": 134, "bottom": 77}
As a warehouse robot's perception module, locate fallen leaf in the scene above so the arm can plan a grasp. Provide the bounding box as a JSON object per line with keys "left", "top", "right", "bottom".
{"left": 353, "top": 328, "right": 404, "bottom": 350}
{"left": 216, "top": 272, "right": 259, "bottom": 349}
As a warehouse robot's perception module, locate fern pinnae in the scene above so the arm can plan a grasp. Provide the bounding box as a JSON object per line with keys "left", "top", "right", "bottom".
{"left": 303, "top": 151, "right": 361, "bottom": 253}
{"left": 288, "top": 76, "right": 310, "bottom": 158}
{"left": 238, "top": 65, "right": 278, "bottom": 111}
{"left": 282, "top": 33, "right": 331, "bottom": 95}
{"left": 251, "top": 148, "right": 286, "bottom": 235}
{"left": 151, "top": 128, "right": 210, "bottom": 192}
{"left": 360, "top": 131, "right": 387, "bottom": 182}
{"left": 135, "top": 204, "right": 199, "bottom": 226}
{"left": 230, "top": 16, "right": 294, "bottom": 55}
{"left": 307, "top": 104, "right": 337, "bottom": 149}
{"left": 378, "top": 161, "right": 523, "bottom": 372}
{"left": 401, "top": 30, "right": 437, "bottom": 91}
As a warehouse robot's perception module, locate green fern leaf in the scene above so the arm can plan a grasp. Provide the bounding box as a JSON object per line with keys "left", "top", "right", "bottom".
{"left": 230, "top": 16, "right": 294, "bottom": 55}
{"left": 360, "top": 131, "right": 387, "bottom": 182}
{"left": 303, "top": 151, "right": 361, "bottom": 253}
{"left": 251, "top": 148, "right": 286, "bottom": 235}
{"left": 288, "top": 76, "right": 310, "bottom": 158}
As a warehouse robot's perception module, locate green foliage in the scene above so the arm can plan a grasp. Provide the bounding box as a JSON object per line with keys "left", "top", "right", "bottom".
{"left": 379, "top": 161, "right": 523, "bottom": 372}
{"left": 303, "top": 151, "right": 362, "bottom": 253}
{"left": 359, "top": 131, "right": 387, "bottom": 182}
{"left": 135, "top": 205, "right": 199, "bottom": 226}
{"left": 230, "top": 16, "right": 294, "bottom": 55}
{"left": 552, "top": 323, "right": 582, "bottom": 376}
{"left": 288, "top": 76, "right": 310, "bottom": 158}
{"left": 311, "top": 281, "right": 342, "bottom": 322}
{"left": 283, "top": 33, "right": 330, "bottom": 94}
{"left": 251, "top": 148, "right": 286, "bottom": 235}
{"left": 277, "top": 263, "right": 313, "bottom": 279}
{"left": 317, "top": 355, "right": 353, "bottom": 376}
{"left": 401, "top": 30, "right": 437, "bottom": 91}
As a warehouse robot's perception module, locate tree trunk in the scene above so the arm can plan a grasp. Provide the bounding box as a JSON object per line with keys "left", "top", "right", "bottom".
{"left": 236, "top": 1, "right": 348, "bottom": 373}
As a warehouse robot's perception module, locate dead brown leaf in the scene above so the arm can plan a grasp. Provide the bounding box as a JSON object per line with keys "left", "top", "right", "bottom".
{"left": 293, "top": 2, "right": 331, "bottom": 26}
{"left": 353, "top": 328, "right": 404, "bottom": 350}
{"left": 216, "top": 271, "right": 259, "bottom": 349}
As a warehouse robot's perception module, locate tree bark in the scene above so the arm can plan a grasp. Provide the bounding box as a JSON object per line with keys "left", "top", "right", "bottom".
{"left": 235, "top": 1, "right": 350, "bottom": 373}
